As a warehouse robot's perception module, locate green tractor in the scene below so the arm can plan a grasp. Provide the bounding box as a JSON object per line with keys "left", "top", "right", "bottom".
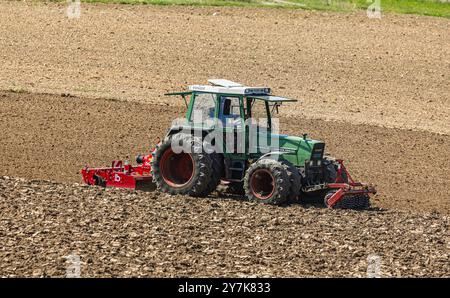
{"left": 151, "top": 79, "right": 376, "bottom": 209}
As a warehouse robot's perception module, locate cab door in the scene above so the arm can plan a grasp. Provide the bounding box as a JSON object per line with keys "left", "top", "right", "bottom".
{"left": 247, "top": 99, "right": 273, "bottom": 155}
{"left": 217, "top": 95, "right": 246, "bottom": 156}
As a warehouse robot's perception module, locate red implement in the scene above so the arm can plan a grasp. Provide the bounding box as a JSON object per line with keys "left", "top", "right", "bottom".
{"left": 325, "top": 159, "right": 377, "bottom": 208}
{"left": 81, "top": 154, "right": 154, "bottom": 190}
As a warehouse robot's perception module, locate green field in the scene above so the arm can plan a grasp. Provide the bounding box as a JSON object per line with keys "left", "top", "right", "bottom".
{"left": 53, "top": 0, "right": 450, "bottom": 18}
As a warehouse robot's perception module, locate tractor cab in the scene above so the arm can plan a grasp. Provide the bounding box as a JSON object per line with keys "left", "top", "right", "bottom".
{"left": 165, "top": 79, "right": 299, "bottom": 155}
{"left": 165, "top": 79, "right": 321, "bottom": 183}
{"left": 187, "top": 79, "right": 296, "bottom": 130}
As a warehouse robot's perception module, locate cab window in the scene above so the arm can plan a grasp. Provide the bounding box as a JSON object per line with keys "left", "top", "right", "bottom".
{"left": 190, "top": 93, "right": 216, "bottom": 124}
{"left": 219, "top": 96, "right": 242, "bottom": 128}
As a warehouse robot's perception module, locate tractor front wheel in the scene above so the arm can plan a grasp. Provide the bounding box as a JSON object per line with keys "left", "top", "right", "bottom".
{"left": 280, "top": 160, "right": 301, "bottom": 202}
{"left": 244, "top": 159, "right": 290, "bottom": 205}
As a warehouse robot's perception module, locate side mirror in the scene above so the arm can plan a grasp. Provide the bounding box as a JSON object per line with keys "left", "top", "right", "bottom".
{"left": 271, "top": 103, "right": 281, "bottom": 115}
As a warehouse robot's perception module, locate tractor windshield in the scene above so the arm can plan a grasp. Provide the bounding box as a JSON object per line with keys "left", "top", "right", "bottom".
{"left": 190, "top": 93, "right": 216, "bottom": 124}
{"left": 220, "top": 96, "right": 242, "bottom": 128}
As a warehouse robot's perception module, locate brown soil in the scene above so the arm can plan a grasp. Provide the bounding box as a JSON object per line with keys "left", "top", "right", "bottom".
{"left": 0, "top": 176, "right": 448, "bottom": 277}
{"left": 0, "top": 2, "right": 449, "bottom": 135}
{"left": 0, "top": 2, "right": 449, "bottom": 277}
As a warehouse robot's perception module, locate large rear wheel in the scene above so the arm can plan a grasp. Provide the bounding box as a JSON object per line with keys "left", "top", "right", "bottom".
{"left": 200, "top": 152, "right": 223, "bottom": 196}
{"left": 151, "top": 133, "right": 212, "bottom": 196}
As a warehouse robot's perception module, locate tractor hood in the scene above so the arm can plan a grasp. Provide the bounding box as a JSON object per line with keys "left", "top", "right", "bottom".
{"left": 276, "top": 134, "right": 325, "bottom": 167}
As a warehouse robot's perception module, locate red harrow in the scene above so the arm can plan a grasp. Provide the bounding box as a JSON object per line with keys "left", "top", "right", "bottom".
{"left": 81, "top": 153, "right": 155, "bottom": 190}
{"left": 324, "top": 159, "right": 377, "bottom": 209}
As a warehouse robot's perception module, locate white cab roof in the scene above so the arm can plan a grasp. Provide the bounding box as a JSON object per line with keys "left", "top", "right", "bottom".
{"left": 208, "top": 79, "right": 244, "bottom": 88}
{"left": 188, "top": 79, "right": 271, "bottom": 95}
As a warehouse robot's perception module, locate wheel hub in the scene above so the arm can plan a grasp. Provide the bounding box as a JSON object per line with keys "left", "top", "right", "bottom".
{"left": 160, "top": 148, "right": 194, "bottom": 187}
{"left": 250, "top": 169, "right": 275, "bottom": 200}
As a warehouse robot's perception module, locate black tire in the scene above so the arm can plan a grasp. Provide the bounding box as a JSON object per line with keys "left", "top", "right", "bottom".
{"left": 151, "top": 133, "right": 212, "bottom": 196}
{"left": 200, "top": 152, "right": 223, "bottom": 196}
{"left": 280, "top": 160, "right": 301, "bottom": 202}
{"left": 226, "top": 181, "right": 245, "bottom": 196}
{"left": 244, "top": 158, "right": 291, "bottom": 205}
